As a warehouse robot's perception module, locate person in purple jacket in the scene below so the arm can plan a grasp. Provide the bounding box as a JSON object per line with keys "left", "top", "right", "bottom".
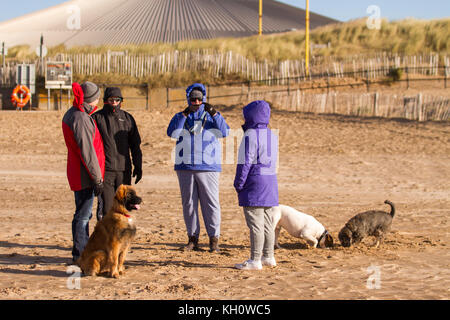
{"left": 167, "top": 83, "right": 230, "bottom": 253}
{"left": 234, "top": 100, "right": 279, "bottom": 270}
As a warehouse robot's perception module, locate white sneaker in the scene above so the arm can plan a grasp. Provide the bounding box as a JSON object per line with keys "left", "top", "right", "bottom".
{"left": 234, "top": 259, "right": 262, "bottom": 270}
{"left": 261, "top": 256, "right": 277, "bottom": 267}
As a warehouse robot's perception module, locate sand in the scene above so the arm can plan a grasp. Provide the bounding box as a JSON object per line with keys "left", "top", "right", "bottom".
{"left": 0, "top": 106, "right": 448, "bottom": 300}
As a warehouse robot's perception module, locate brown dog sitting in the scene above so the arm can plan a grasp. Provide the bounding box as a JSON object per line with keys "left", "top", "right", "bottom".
{"left": 77, "top": 185, "right": 142, "bottom": 278}
{"left": 338, "top": 200, "right": 395, "bottom": 248}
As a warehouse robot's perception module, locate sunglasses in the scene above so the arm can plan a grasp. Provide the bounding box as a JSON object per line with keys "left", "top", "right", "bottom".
{"left": 190, "top": 98, "right": 202, "bottom": 102}
{"left": 107, "top": 98, "right": 122, "bottom": 103}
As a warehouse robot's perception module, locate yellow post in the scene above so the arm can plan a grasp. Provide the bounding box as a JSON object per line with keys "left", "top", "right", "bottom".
{"left": 305, "top": 0, "right": 310, "bottom": 76}
{"left": 259, "top": 0, "right": 263, "bottom": 36}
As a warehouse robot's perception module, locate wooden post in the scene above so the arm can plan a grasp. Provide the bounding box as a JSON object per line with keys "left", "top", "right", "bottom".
{"left": 1, "top": 42, "right": 5, "bottom": 70}
{"left": 107, "top": 50, "right": 111, "bottom": 73}
{"left": 166, "top": 87, "right": 170, "bottom": 108}
{"left": 445, "top": 63, "right": 448, "bottom": 89}
{"left": 332, "top": 92, "right": 336, "bottom": 114}
{"left": 416, "top": 93, "right": 423, "bottom": 121}
{"left": 145, "top": 83, "right": 149, "bottom": 111}
{"left": 287, "top": 77, "right": 290, "bottom": 96}
{"left": 327, "top": 73, "right": 330, "bottom": 94}
{"left": 366, "top": 68, "right": 370, "bottom": 92}
{"left": 373, "top": 92, "right": 379, "bottom": 117}
{"left": 406, "top": 66, "right": 409, "bottom": 89}
{"left": 59, "top": 84, "right": 62, "bottom": 111}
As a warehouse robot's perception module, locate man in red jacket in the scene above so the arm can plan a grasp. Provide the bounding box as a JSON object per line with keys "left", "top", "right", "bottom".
{"left": 62, "top": 81, "right": 105, "bottom": 263}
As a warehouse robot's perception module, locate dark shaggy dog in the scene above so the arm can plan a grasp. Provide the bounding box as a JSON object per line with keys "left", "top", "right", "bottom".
{"left": 77, "top": 185, "right": 142, "bottom": 278}
{"left": 338, "top": 200, "right": 395, "bottom": 248}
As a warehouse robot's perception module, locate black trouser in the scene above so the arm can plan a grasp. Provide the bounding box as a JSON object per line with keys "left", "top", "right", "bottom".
{"left": 96, "top": 169, "right": 131, "bottom": 220}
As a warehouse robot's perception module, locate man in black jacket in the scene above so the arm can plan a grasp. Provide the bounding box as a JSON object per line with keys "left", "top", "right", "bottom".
{"left": 92, "top": 87, "right": 143, "bottom": 220}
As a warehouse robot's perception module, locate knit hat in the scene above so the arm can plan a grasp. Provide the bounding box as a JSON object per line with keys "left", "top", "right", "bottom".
{"left": 189, "top": 89, "right": 203, "bottom": 100}
{"left": 103, "top": 87, "right": 123, "bottom": 101}
{"left": 80, "top": 81, "right": 101, "bottom": 103}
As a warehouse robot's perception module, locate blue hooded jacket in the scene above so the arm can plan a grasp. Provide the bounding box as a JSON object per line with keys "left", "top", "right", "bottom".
{"left": 167, "top": 83, "right": 230, "bottom": 172}
{"left": 234, "top": 100, "right": 279, "bottom": 207}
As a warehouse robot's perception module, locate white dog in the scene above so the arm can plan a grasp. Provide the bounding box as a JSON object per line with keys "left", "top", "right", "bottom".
{"left": 272, "top": 205, "right": 334, "bottom": 248}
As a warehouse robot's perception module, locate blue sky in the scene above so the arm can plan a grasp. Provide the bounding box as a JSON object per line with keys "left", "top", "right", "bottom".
{"left": 0, "top": 0, "right": 448, "bottom": 23}
{"left": 281, "top": 0, "right": 450, "bottom": 21}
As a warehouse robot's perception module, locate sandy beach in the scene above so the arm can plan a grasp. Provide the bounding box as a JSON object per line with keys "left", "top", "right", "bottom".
{"left": 0, "top": 106, "right": 448, "bottom": 300}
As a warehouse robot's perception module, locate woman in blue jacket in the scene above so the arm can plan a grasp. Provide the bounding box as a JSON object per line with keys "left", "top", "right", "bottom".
{"left": 234, "top": 100, "right": 279, "bottom": 270}
{"left": 167, "top": 83, "right": 229, "bottom": 252}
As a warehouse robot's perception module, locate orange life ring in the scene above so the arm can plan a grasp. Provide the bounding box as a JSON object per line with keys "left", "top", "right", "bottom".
{"left": 11, "top": 85, "right": 31, "bottom": 108}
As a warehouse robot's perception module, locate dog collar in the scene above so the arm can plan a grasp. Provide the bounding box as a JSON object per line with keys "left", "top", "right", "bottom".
{"left": 317, "top": 230, "right": 329, "bottom": 244}
{"left": 124, "top": 213, "right": 131, "bottom": 218}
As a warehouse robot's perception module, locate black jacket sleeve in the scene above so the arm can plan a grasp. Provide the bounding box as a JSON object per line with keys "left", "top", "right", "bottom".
{"left": 128, "top": 114, "right": 142, "bottom": 173}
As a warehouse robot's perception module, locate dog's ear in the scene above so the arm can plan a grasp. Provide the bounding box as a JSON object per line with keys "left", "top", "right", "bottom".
{"left": 115, "top": 184, "right": 128, "bottom": 205}
{"left": 352, "top": 231, "right": 362, "bottom": 244}
{"left": 325, "top": 234, "right": 334, "bottom": 248}
{"left": 338, "top": 228, "right": 351, "bottom": 247}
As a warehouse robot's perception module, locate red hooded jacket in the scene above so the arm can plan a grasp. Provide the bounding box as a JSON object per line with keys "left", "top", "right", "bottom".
{"left": 62, "top": 83, "right": 105, "bottom": 191}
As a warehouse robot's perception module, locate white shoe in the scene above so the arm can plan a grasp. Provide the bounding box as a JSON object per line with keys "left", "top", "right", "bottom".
{"left": 261, "top": 256, "right": 277, "bottom": 267}
{"left": 234, "top": 259, "right": 262, "bottom": 270}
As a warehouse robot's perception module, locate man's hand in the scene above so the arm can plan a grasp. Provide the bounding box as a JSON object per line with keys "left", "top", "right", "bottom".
{"left": 93, "top": 181, "right": 104, "bottom": 197}
{"left": 203, "top": 103, "right": 217, "bottom": 117}
{"left": 133, "top": 169, "right": 142, "bottom": 184}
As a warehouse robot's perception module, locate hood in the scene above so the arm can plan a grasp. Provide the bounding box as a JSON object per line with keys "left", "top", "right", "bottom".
{"left": 103, "top": 87, "right": 123, "bottom": 101}
{"left": 103, "top": 87, "right": 123, "bottom": 113}
{"left": 72, "top": 82, "right": 97, "bottom": 114}
{"left": 186, "top": 83, "right": 207, "bottom": 105}
{"left": 72, "top": 82, "right": 84, "bottom": 112}
{"left": 242, "top": 100, "right": 271, "bottom": 130}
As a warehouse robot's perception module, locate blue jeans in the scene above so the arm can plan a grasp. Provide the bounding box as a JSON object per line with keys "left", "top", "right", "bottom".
{"left": 72, "top": 187, "right": 94, "bottom": 261}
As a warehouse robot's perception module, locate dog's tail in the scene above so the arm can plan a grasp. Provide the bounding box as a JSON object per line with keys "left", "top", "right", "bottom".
{"left": 384, "top": 200, "right": 395, "bottom": 217}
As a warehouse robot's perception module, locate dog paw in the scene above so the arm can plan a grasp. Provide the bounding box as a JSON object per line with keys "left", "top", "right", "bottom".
{"left": 109, "top": 271, "right": 120, "bottom": 278}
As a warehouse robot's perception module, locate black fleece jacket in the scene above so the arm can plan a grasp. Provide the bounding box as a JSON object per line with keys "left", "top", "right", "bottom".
{"left": 92, "top": 104, "right": 142, "bottom": 174}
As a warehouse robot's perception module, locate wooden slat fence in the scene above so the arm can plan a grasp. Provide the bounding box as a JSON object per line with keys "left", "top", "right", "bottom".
{"left": 26, "top": 51, "right": 449, "bottom": 83}
{"left": 249, "top": 90, "right": 449, "bottom": 121}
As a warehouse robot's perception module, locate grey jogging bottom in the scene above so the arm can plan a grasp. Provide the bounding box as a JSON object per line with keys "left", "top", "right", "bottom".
{"left": 176, "top": 170, "right": 221, "bottom": 238}
{"left": 243, "top": 207, "right": 276, "bottom": 261}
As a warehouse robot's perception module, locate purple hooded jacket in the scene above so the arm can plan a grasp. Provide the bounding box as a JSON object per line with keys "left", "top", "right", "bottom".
{"left": 233, "top": 100, "right": 279, "bottom": 207}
